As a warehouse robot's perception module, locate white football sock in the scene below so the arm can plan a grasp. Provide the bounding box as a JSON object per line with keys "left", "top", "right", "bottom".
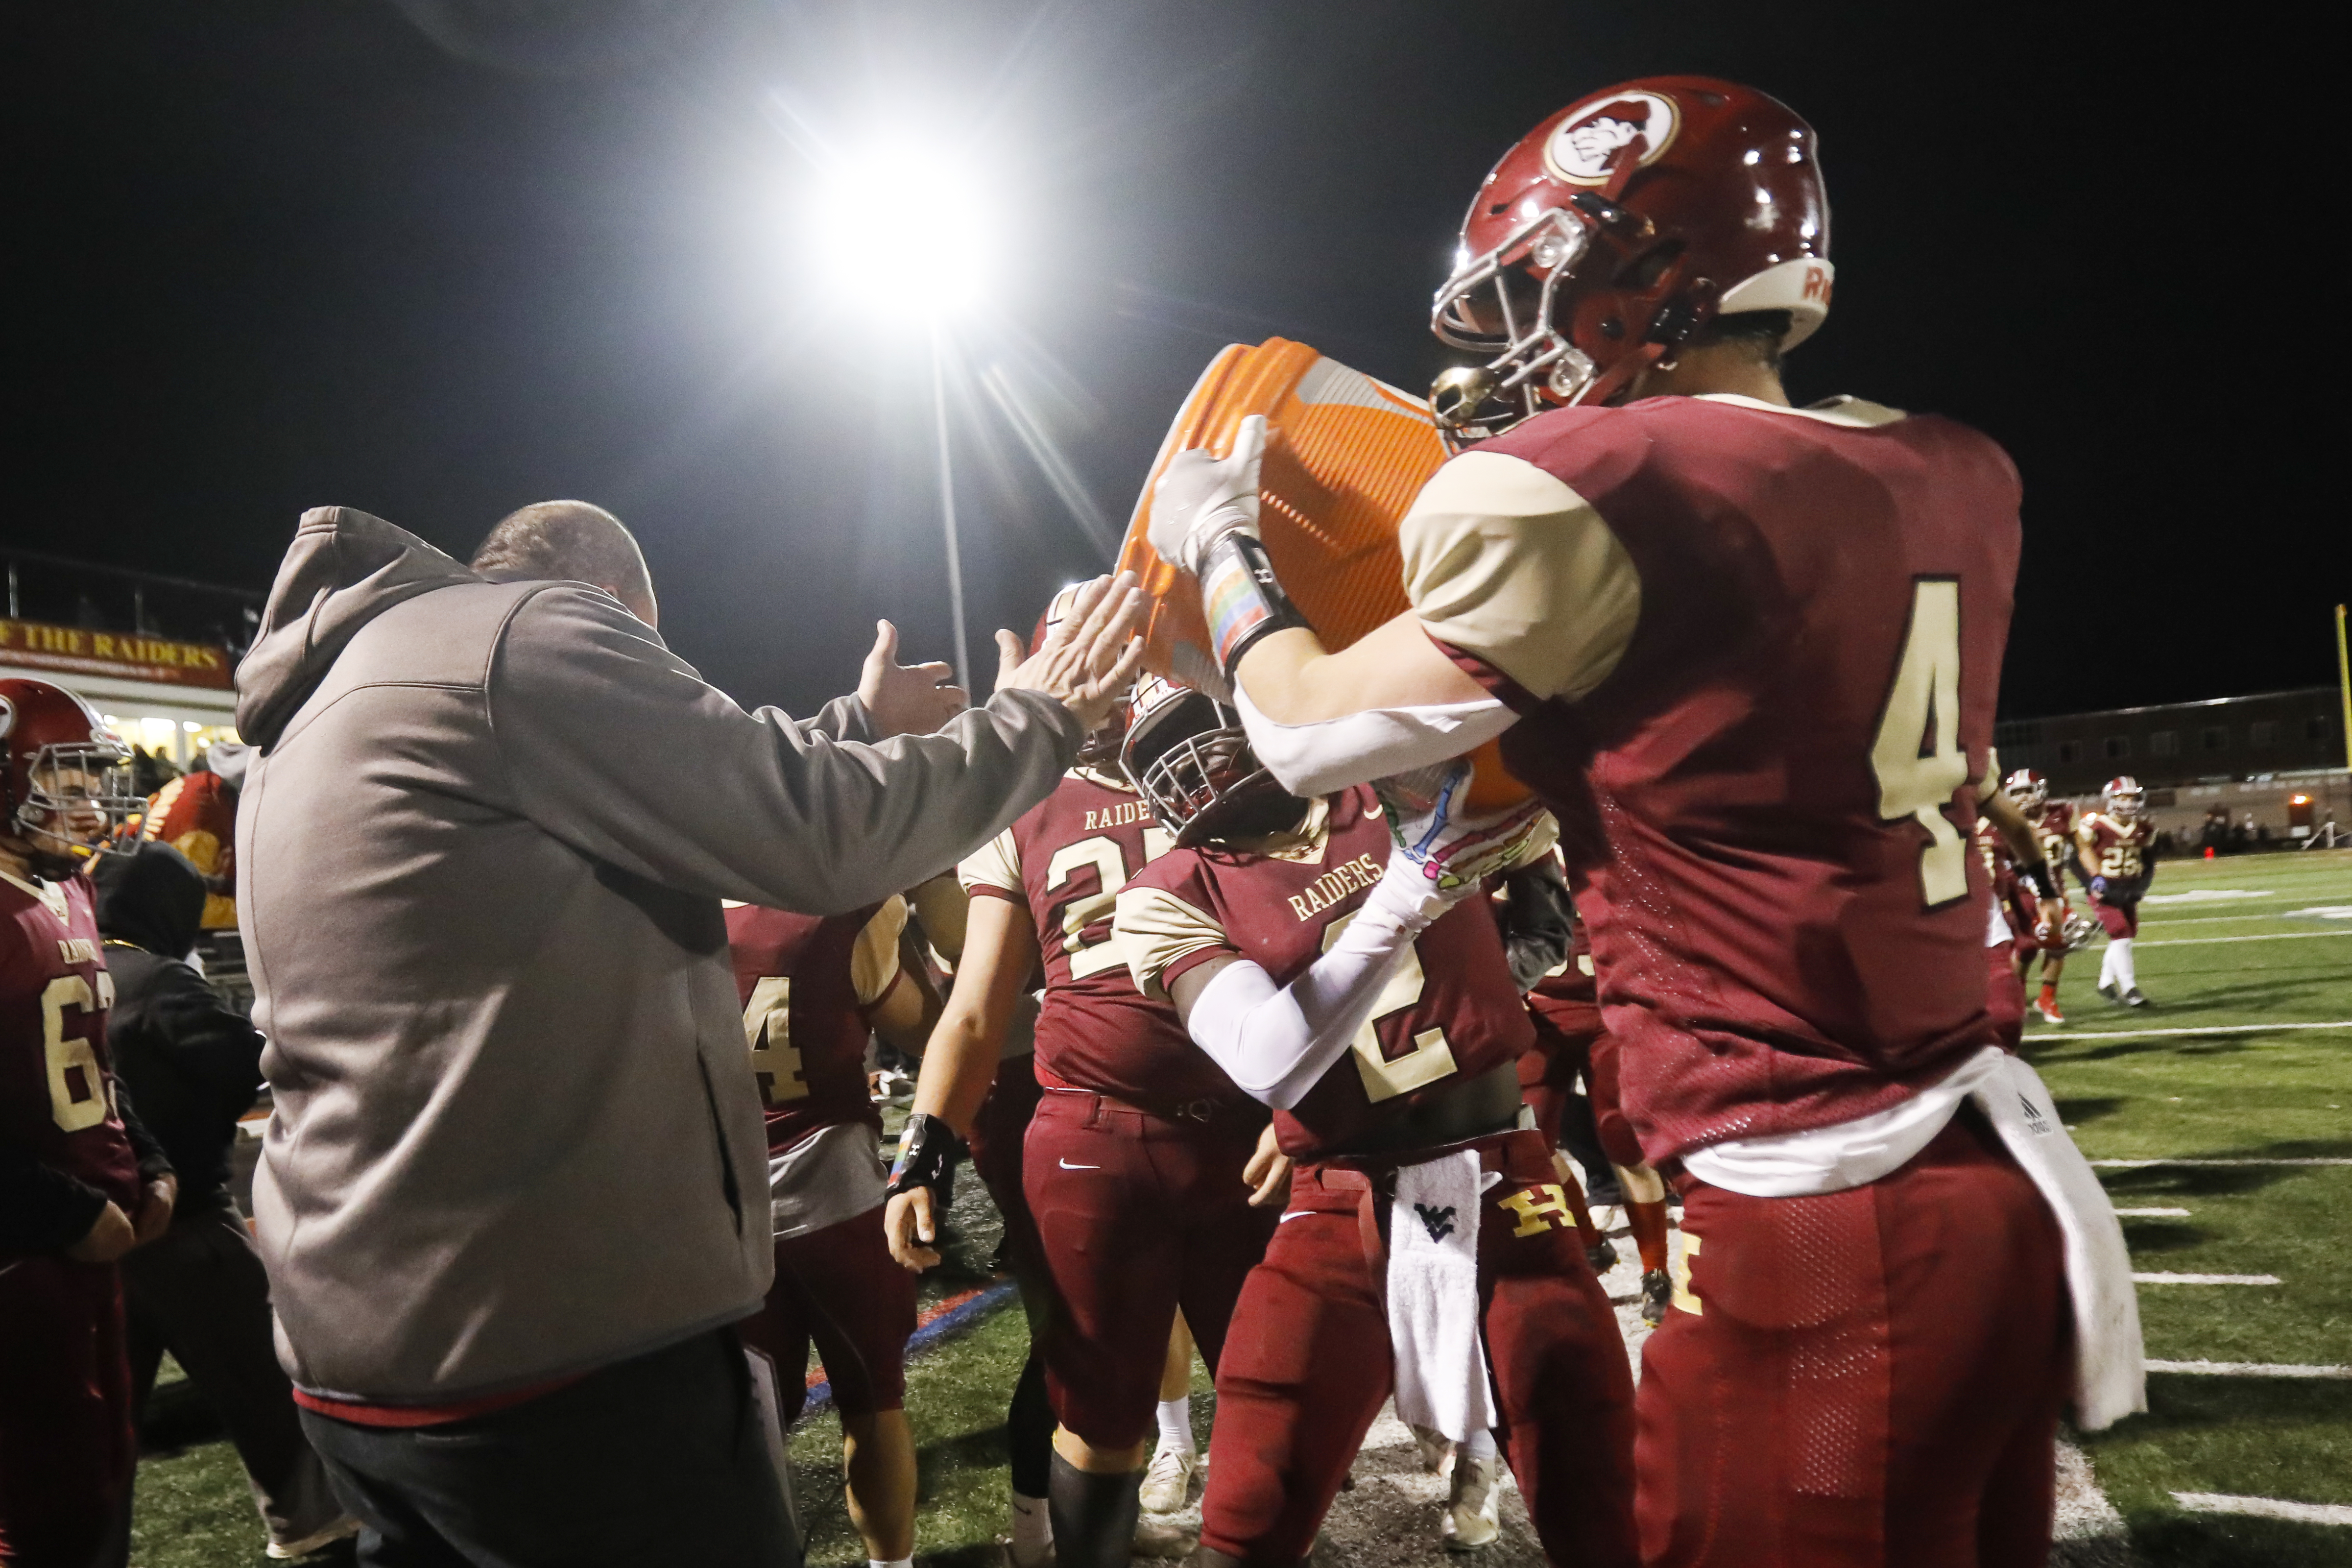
{"left": 1155, "top": 1397, "right": 1196, "bottom": 1456}
{"left": 1010, "top": 1493, "right": 1051, "bottom": 1561}
{"left": 2111, "top": 938, "right": 2136, "bottom": 992}
{"left": 2098, "top": 942, "right": 2120, "bottom": 989}
{"left": 1459, "top": 1428, "right": 1497, "bottom": 1463}
{"left": 871, "top": 1558, "right": 913, "bottom": 1568}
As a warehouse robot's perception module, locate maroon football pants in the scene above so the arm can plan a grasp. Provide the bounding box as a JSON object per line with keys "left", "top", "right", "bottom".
{"left": 969, "top": 1053, "right": 1049, "bottom": 1290}
{"left": 1022, "top": 1089, "right": 1275, "bottom": 1451}
{"left": 737, "top": 1203, "right": 917, "bottom": 1422}
{"left": 1200, "top": 1129, "right": 1638, "bottom": 1568}
{"left": 2088, "top": 895, "right": 2138, "bottom": 941}
{"left": 1517, "top": 1006, "right": 1595, "bottom": 1152}
{"left": 0, "top": 1256, "right": 134, "bottom": 1566}
{"left": 1986, "top": 939, "right": 2024, "bottom": 1053}
{"left": 1637, "top": 1110, "right": 2067, "bottom": 1568}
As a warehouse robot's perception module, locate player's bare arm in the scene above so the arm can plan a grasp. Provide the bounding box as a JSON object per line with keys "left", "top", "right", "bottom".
{"left": 884, "top": 892, "right": 1040, "bottom": 1271}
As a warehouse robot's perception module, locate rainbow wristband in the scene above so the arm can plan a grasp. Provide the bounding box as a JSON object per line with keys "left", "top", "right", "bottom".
{"left": 1200, "top": 533, "right": 1308, "bottom": 676}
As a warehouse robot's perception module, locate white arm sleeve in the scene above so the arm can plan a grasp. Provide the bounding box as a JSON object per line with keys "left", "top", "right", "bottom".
{"left": 1233, "top": 684, "right": 1516, "bottom": 797}
{"left": 1180, "top": 863, "right": 1444, "bottom": 1109}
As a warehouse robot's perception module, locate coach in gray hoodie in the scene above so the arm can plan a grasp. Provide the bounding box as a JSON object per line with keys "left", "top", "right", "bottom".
{"left": 234, "top": 501, "right": 1139, "bottom": 1567}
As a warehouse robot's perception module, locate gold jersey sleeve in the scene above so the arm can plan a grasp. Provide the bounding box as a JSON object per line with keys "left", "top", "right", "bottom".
{"left": 959, "top": 827, "right": 1023, "bottom": 898}
{"left": 1114, "top": 885, "right": 1233, "bottom": 1001}
{"left": 1397, "top": 449, "right": 1643, "bottom": 702}
{"left": 849, "top": 895, "right": 910, "bottom": 1008}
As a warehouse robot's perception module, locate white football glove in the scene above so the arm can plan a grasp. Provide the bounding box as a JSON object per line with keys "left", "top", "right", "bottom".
{"left": 1148, "top": 414, "right": 1268, "bottom": 577}
{"left": 1371, "top": 759, "right": 1552, "bottom": 919}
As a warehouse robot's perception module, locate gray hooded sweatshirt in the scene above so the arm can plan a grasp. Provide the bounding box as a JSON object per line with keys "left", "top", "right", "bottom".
{"left": 235, "top": 508, "right": 1080, "bottom": 1402}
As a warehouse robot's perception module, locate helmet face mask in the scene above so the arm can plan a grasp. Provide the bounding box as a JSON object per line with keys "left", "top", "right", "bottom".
{"left": 0, "top": 681, "right": 143, "bottom": 880}
{"left": 1119, "top": 676, "right": 1303, "bottom": 848}
{"left": 2103, "top": 776, "right": 2146, "bottom": 822}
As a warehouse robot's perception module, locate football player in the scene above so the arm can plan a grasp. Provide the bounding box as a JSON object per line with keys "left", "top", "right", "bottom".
{"left": 0, "top": 678, "right": 175, "bottom": 1567}
{"left": 1495, "top": 854, "right": 1612, "bottom": 1270}
{"left": 2005, "top": 770, "right": 2074, "bottom": 1022}
{"left": 884, "top": 659, "right": 1284, "bottom": 1568}
{"left": 1143, "top": 77, "right": 2135, "bottom": 1567}
{"left": 727, "top": 891, "right": 940, "bottom": 1568}
{"left": 2077, "top": 777, "right": 2156, "bottom": 1006}
{"left": 1111, "top": 699, "right": 1637, "bottom": 1566}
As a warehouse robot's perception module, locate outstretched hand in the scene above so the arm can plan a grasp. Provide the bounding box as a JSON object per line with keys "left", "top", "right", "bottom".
{"left": 858, "top": 620, "right": 967, "bottom": 739}
{"left": 994, "top": 572, "right": 1147, "bottom": 734}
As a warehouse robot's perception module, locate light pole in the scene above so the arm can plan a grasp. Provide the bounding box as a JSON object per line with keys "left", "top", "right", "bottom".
{"left": 931, "top": 329, "right": 971, "bottom": 697}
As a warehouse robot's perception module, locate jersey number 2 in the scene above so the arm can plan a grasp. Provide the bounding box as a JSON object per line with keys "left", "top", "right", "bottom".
{"left": 1321, "top": 915, "right": 1457, "bottom": 1103}
{"left": 1870, "top": 578, "right": 1971, "bottom": 908}
{"left": 1047, "top": 827, "right": 1175, "bottom": 982}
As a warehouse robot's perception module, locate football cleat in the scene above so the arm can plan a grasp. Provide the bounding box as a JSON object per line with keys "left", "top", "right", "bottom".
{"left": 265, "top": 1518, "right": 361, "bottom": 1560}
{"left": 1441, "top": 1452, "right": 1504, "bottom": 1551}
{"left": 1640, "top": 1269, "right": 1672, "bottom": 1327}
{"left": 1585, "top": 1238, "right": 1620, "bottom": 1276}
{"left": 2096, "top": 981, "right": 2120, "bottom": 1004}
{"left": 1139, "top": 1444, "right": 1198, "bottom": 1515}
{"left": 1409, "top": 1423, "right": 1454, "bottom": 1476}
{"left": 2034, "top": 997, "right": 2065, "bottom": 1024}
{"left": 2122, "top": 988, "right": 2149, "bottom": 1008}
{"left": 1131, "top": 1514, "right": 1198, "bottom": 1559}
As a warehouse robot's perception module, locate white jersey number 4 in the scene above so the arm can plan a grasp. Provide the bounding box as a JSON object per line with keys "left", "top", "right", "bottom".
{"left": 1871, "top": 578, "right": 1971, "bottom": 908}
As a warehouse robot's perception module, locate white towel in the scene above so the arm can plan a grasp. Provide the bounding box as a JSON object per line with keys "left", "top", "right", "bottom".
{"left": 1967, "top": 1053, "right": 2148, "bottom": 1431}
{"left": 1387, "top": 1149, "right": 1498, "bottom": 1442}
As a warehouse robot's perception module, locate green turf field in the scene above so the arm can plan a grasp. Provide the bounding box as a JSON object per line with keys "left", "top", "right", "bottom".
{"left": 125, "top": 849, "right": 2352, "bottom": 1567}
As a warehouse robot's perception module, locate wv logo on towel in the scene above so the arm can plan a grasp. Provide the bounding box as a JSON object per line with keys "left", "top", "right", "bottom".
{"left": 1414, "top": 1203, "right": 1458, "bottom": 1242}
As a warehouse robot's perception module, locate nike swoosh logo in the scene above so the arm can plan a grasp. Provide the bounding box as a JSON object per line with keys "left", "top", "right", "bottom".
{"left": 1058, "top": 1159, "right": 1102, "bottom": 1170}
{"left": 1279, "top": 1210, "right": 1313, "bottom": 1223}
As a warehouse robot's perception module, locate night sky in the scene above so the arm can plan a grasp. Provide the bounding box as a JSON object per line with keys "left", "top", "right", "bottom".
{"left": 6, "top": 2, "right": 2325, "bottom": 721}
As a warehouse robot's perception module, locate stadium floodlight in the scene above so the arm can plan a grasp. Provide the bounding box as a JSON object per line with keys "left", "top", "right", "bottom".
{"left": 804, "top": 133, "right": 1001, "bottom": 324}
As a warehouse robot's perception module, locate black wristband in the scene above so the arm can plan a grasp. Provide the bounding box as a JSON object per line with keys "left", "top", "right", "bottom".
{"left": 2021, "top": 860, "right": 2056, "bottom": 900}
{"left": 886, "top": 1112, "right": 957, "bottom": 1200}
{"left": 1200, "top": 533, "right": 1310, "bottom": 677}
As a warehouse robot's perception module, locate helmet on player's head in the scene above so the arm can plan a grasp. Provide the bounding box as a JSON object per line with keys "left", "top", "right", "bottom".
{"left": 1429, "top": 76, "right": 1831, "bottom": 437}
{"left": 0, "top": 679, "right": 142, "bottom": 879}
{"left": 1119, "top": 674, "right": 1302, "bottom": 847}
{"left": 1033, "top": 582, "right": 1130, "bottom": 768}
{"left": 2004, "top": 769, "right": 2049, "bottom": 814}
{"left": 2102, "top": 776, "right": 2146, "bottom": 821}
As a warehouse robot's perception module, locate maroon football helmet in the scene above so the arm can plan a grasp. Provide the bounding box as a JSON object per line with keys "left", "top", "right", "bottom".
{"left": 0, "top": 678, "right": 142, "bottom": 878}
{"left": 1429, "top": 76, "right": 1832, "bottom": 433}
{"left": 1119, "top": 674, "right": 1300, "bottom": 847}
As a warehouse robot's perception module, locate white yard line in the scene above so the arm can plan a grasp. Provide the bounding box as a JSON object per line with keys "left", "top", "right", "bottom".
{"left": 2172, "top": 1493, "right": 2352, "bottom": 1526}
{"left": 2093, "top": 1158, "right": 2352, "bottom": 1167}
{"left": 2139, "top": 930, "right": 2352, "bottom": 946}
{"left": 2030, "top": 1020, "right": 2352, "bottom": 1041}
{"left": 2146, "top": 1359, "right": 2350, "bottom": 1378}
{"left": 2112, "top": 1206, "right": 2190, "bottom": 1217}
{"left": 2131, "top": 1272, "right": 2281, "bottom": 1285}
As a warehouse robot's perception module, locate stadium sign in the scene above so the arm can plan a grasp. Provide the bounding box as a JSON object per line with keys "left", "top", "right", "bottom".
{"left": 0, "top": 616, "right": 233, "bottom": 689}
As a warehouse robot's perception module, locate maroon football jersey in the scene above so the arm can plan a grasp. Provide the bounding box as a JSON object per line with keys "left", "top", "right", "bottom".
{"left": 2076, "top": 812, "right": 2150, "bottom": 884}
{"left": 725, "top": 900, "right": 901, "bottom": 1153}
{"left": 1975, "top": 819, "right": 2028, "bottom": 937}
{"left": 961, "top": 771, "right": 1241, "bottom": 1109}
{"left": 1120, "top": 786, "right": 1535, "bottom": 1158}
{"left": 1441, "top": 396, "right": 2020, "bottom": 1161}
{"left": 1, "top": 870, "right": 139, "bottom": 1250}
{"left": 2035, "top": 802, "right": 2077, "bottom": 895}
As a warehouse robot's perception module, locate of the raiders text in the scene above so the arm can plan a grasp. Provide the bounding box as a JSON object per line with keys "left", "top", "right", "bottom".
{"left": 1287, "top": 853, "right": 1384, "bottom": 921}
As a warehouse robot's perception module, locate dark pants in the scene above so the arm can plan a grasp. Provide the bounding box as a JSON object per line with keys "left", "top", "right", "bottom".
{"left": 123, "top": 1191, "right": 346, "bottom": 1550}
{"left": 300, "top": 1330, "right": 799, "bottom": 1568}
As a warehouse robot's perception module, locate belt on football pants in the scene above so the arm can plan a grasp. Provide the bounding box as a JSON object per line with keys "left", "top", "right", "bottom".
{"left": 1329, "top": 1062, "right": 1525, "bottom": 1158}
{"left": 1042, "top": 1085, "right": 1251, "bottom": 1126}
